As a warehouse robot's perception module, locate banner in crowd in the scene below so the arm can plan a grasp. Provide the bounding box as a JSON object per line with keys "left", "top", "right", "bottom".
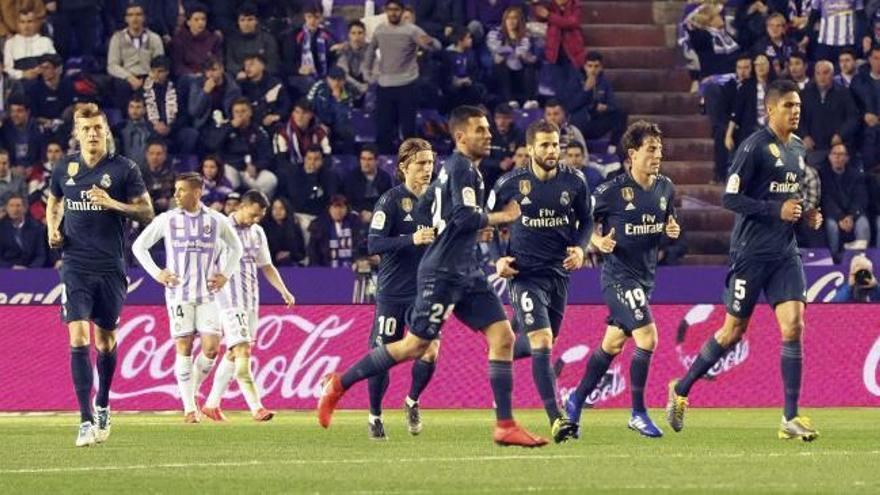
{"left": 1, "top": 249, "right": 878, "bottom": 306}
{"left": 1, "top": 304, "right": 879, "bottom": 411}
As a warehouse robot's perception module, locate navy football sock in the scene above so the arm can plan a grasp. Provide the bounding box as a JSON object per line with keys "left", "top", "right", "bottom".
{"left": 630, "top": 347, "right": 653, "bottom": 413}
{"left": 367, "top": 371, "right": 389, "bottom": 417}
{"left": 70, "top": 345, "right": 94, "bottom": 423}
{"left": 531, "top": 347, "right": 562, "bottom": 423}
{"left": 95, "top": 345, "right": 117, "bottom": 409}
{"left": 675, "top": 337, "right": 728, "bottom": 397}
{"left": 408, "top": 359, "right": 436, "bottom": 401}
{"left": 488, "top": 360, "right": 514, "bottom": 421}
{"left": 572, "top": 348, "right": 615, "bottom": 407}
{"left": 781, "top": 340, "right": 802, "bottom": 421}
{"left": 341, "top": 346, "right": 398, "bottom": 390}
{"left": 513, "top": 333, "right": 532, "bottom": 360}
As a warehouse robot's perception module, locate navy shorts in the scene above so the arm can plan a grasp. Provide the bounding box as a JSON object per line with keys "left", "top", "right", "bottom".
{"left": 509, "top": 274, "right": 569, "bottom": 338}
{"left": 723, "top": 254, "right": 806, "bottom": 319}
{"left": 408, "top": 272, "right": 508, "bottom": 340}
{"left": 369, "top": 300, "right": 411, "bottom": 348}
{"left": 602, "top": 278, "right": 654, "bottom": 335}
{"left": 60, "top": 267, "right": 128, "bottom": 330}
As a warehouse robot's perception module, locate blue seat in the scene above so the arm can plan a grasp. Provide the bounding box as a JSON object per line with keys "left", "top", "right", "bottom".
{"left": 351, "top": 108, "right": 376, "bottom": 143}
{"left": 330, "top": 154, "right": 358, "bottom": 176}
{"left": 514, "top": 108, "right": 542, "bottom": 131}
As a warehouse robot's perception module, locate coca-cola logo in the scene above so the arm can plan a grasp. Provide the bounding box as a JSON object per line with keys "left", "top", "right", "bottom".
{"left": 557, "top": 344, "right": 626, "bottom": 406}
{"left": 109, "top": 311, "right": 354, "bottom": 401}
{"left": 0, "top": 276, "right": 146, "bottom": 305}
{"left": 864, "top": 335, "right": 880, "bottom": 397}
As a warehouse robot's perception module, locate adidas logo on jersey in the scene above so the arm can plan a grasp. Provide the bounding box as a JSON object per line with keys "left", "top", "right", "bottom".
{"left": 625, "top": 202, "right": 636, "bottom": 211}
{"left": 66, "top": 177, "right": 76, "bottom": 185}
{"left": 521, "top": 197, "right": 532, "bottom": 205}
{"left": 774, "top": 158, "right": 784, "bottom": 167}
{"left": 404, "top": 214, "right": 413, "bottom": 222}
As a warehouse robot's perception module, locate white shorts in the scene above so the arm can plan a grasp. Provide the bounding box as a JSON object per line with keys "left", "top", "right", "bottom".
{"left": 167, "top": 302, "right": 221, "bottom": 339}
{"left": 219, "top": 307, "right": 258, "bottom": 349}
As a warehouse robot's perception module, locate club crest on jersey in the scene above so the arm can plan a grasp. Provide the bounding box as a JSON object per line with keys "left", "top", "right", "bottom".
{"left": 203, "top": 223, "right": 213, "bottom": 236}
{"left": 67, "top": 161, "right": 79, "bottom": 177}
{"left": 768, "top": 143, "right": 780, "bottom": 158}
{"left": 659, "top": 196, "right": 667, "bottom": 211}
{"left": 519, "top": 179, "right": 531, "bottom": 196}
{"left": 621, "top": 187, "right": 634, "bottom": 203}
{"left": 100, "top": 173, "right": 112, "bottom": 188}
{"left": 560, "top": 191, "right": 570, "bottom": 206}
{"left": 401, "top": 197, "right": 413, "bottom": 213}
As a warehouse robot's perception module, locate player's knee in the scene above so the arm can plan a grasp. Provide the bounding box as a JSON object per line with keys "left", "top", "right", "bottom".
{"left": 421, "top": 341, "right": 440, "bottom": 362}
{"left": 527, "top": 329, "right": 553, "bottom": 350}
{"left": 68, "top": 322, "right": 90, "bottom": 347}
{"left": 779, "top": 317, "right": 804, "bottom": 341}
{"left": 234, "top": 359, "right": 252, "bottom": 381}
{"left": 202, "top": 348, "right": 219, "bottom": 359}
{"left": 232, "top": 344, "right": 251, "bottom": 359}
{"left": 403, "top": 336, "right": 431, "bottom": 359}
{"left": 175, "top": 338, "right": 193, "bottom": 355}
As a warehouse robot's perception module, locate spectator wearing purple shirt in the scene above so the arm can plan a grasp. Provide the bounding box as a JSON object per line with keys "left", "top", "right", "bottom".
{"left": 487, "top": 6, "right": 538, "bottom": 106}
{"left": 199, "top": 155, "right": 234, "bottom": 211}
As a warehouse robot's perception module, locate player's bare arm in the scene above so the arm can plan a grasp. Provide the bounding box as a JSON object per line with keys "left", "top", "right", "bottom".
{"left": 46, "top": 193, "right": 65, "bottom": 248}
{"left": 261, "top": 264, "right": 295, "bottom": 307}
{"left": 487, "top": 199, "right": 521, "bottom": 225}
{"left": 87, "top": 188, "right": 155, "bottom": 224}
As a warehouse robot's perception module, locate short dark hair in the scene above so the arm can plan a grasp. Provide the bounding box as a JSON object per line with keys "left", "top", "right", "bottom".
{"left": 186, "top": 3, "right": 208, "bottom": 20}
{"left": 839, "top": 47, "right": 857, "bottom": 59}
{"left": 241, "top": 189, "right": 269, "bottom": 209}
{"left": 544, "top": 98, "right": 563, "bottom": 109}
{"left": 7, "top": 95, "right": 28, "bottom": 108}
{"left": 231, "top": 96, "right": 252, "bottom": 109}
{"left": 384, "top": 0, "right": 404, "bottom": 9}
{"left": 146, "top": 137, "right": 167, "bottom": 150}
{"left": 202, "top": 55, "right": 223, "bottom": 72}
{"left": 765, "top": 79, "right": 799, "bottom": 105}
{"left": 150, "top": 55, "right": 171, "bottom": 70}
{"left": 128, "top": 94, "right": 145, "bottom": 105}
{"left": 4, "top": 191, "right": 24, "bottom": 202}
{"left": 788, "top": 51, "right": 807, "bottom": 63}
{"left": 176, "top": 171, "right": 203, "bottom": 188}
{"left": 494, "top": 102, "right": 514, "bottom": 116}
{"left": 736, "top": 52, "right": 753, "bottom": 63}
{"left": 348, "top": 20, "right": 365, "bottom": 31}
{"left": 294, "top": 97, "right": 313, "bottom": 112}
{"left": 567, "top": 141, "right": 585, "bottom": 154}
{"left": 303, "top": 4, "right": 322, "bottom": 15}
{"left": 448, "top": 105, "right": 486, "bottom": 135}
{"left": 305, "top": 144, "right": 323, "bottom": 156}
{"left": 871, "top": 45, "right": 880, "bottom": 57}
{"left": 621, "top": 120, "right": 663, "bottom": 153}
{"left": 525, "top": 119, "right": 560, "bottom": 146}
{"left": 360, "top": 143, "right": 378, "bottom": 157}
{"left": 244, "top": 52, "right": 266, "bottom": 65}
{"left": 585, "top": 51, "right": 603, "bottom": 63}
{"left": 451, "top": 26, "right": 470, "bottom": 44}
{"left": 237, "top": 2, "right": 257, "bottom": 17}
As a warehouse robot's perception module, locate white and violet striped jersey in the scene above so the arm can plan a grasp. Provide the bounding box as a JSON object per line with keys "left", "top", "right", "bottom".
{"left": 215, "top": 214, "right": 272, "bottom": 312}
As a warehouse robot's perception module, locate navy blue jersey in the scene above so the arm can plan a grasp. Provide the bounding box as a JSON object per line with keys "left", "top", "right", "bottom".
{"left": 415, "top": 152, "right": 489, "bottom": 277}
{"left": 594, "top": 172, "right": 676, "bottom": 289}
{"left": 488, "top": 164, "right": 593, "bottom": 278}
{"left": 368, "top": 184, "right": 431, "bottom": 303}
{"left": 49, "top": 153, "right": 146, "bottom": 272}
{"left": 724, "top": 127, "right": 806, "bottom": 261}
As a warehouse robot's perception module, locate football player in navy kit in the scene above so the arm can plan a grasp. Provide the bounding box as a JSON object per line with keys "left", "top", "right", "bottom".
{"left": 667, "top": 80, "right": 823, "bottom": 441}
{"left": 46, "top": 103, "right": 155, "bottom": 446}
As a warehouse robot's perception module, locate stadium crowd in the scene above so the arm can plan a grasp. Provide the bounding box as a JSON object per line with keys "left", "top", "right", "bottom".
{"left": 0, "top": 0, "right": 641, "bottom": 271}
{"left": 681, "top": 0, "right": 880, "bottom": 261}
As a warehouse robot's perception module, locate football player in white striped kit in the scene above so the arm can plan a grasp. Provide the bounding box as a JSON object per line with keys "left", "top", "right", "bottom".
{"left": 132, "top": 172, "right": 243, "bottom": 422}
{"left": 201, "top": 190, "right": 296, "bottom": 422}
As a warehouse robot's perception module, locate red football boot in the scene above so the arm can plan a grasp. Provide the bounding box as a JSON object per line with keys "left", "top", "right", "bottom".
{"left": 201, "top": 406, "right": 227, "bottom": 422}
{"left": 317, "top": 373, "right": 345, "bottom": 428}
{"left": 253, "top": 408, "right": 275, "bottom": 422}
{"left": 493, "top": 420, "right": 549, "bottom": 447}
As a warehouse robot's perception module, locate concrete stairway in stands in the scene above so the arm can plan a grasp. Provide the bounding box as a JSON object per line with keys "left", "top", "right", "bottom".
{"left": 582, "top": 1, "right": 733, "bottom": 265}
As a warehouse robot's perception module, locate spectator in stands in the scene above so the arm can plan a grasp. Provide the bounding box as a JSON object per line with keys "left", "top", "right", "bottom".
{"left": 114, "top": 95, "right": 153, "bottom": 167}
{"left": 26, "top": 139, "right": 63, "bottom": 222}
{"left": 441, "top": 27, "right": 486, "bottom": 112}
{"left": 831, "top": 254, "right": 880, "bottom": 302}
{"left": 27, "top": 54, "right": 73, "bottom": 133}
{"left": 206, "top": 97, "right": 276, "bottom": 197}
{"left": 686, "top": 3, "right": 741, "bottom": 80}
{"left": 734, "top": 0, "right": 771, "bottom": 51}
{"left": 544, "top": 99, "right": 586, "bottom": 151}
{"left": 752, "top": 13, "right": 798, "bottom": 77}
{"left": 513, "top": 145, "right": 529, "bottom": 168}
{"left": 225, "top": 3, "right": 280, "bottom": 79}
{"left": 141, "top": 139, "right": 175, "bottom": 213}
{"left": 563, "top": 141, "right": 604, "bottom": 192}
{"left": 717, "top": 54, "right": 753, "bottom": 182}
{"left": 835, "top": 48, "right": 858, "bottom": 88}
{"left": 0, "top": 149, "right": 25, "bottom": 214}
{"left": 342, "top": 144, "right": 392, "bottom": 225}
{"left": 484, "top": 103, "right": 522, "bottom": 188}
{"left": 532, "top": 0, "right": 585, "bottom": 95}
{"left": 413, "top": 0, "right": 463, "bottom": 43}
{"left": 143, "top": 55, "right": 196, "bottom": 155}
{"left": 0, "top": 192, "right": 45, "bottom": 268}
{"left": 487, "top": 6, "right": 538, "bottom": 107}
{"left": 0, "top": 0, "right": 46, "bottom": 38}
{"left": 799, "top": 60, "right": 859, "bottom": 157}
{"left": 283, "top": 5, "right": 336, "bottom": 99}
{"left": 2, "top": 96, "right": 44, "bottom": 171}
{"left": 821, "top": 143, "right": 871, "bottom": 257}
{"left": 199, "top": 155, "right": 233, "bottom": 211}
{"left": 785, "top": 51, "right": 809, "bottom": 89}
{"left": 467, "top": 0, "right": 513, "bottom": 34}
{"left": 106, "top": 3, "right": 165, "bottom": 109}
{"left": 187, "top": 57, "right": 242, "bottom": 135}
{"left": 262, "top": 197, "right": 306, "bottom": 266}
{"left": 307, "top": 194, "right": 365, "bottom": 268}
{"left": 272, "top": 98, "right": 331, "bottom": 166}
{"left": 171, "top": 4, "right": 223, "bottom": 79}
{"left": 808, "top": 0, "right": 869, "bottom": 64}
{"left": 796, "top": 159, "right": 825, "bottom": 248}
{"left": 364, "top": 0, "right": 441, "bottom": 154}
{"left": 52, "top": 0, "right": 100, "bottom": 60}
{"left": 850, "top": 46, "right": 880, "bottom": 169}
{"left": 308, "top": 66, "right": 357, "bottom": 153}
{"left": 335, "top": 20, "right": 370, "bottom": 97}
{"left": 224, "top": 191, "right": 241, "bottom": 215}
{"left": 240, "top": 53, "right": 291, "bottom": 131}
{"left": 725, "top": 53, "right": 774, "bottom": 170}
{"left": 565, "top": 51, "right": 628, "bottom": 154}
{"left": 278, "top": 145, "right": 339, "bottom": 235}
{"left": 3, "top": 9, "right": 55, "bottom": 80}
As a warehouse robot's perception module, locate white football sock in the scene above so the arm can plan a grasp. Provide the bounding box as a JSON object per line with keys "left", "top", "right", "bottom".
{"left": 192, "top": 352, "right": 216, "bottom": 394}
{"left": 174, "top": 354, "right": 196, "bottom": 413}
{"left": 205, "top": 358, "right": 235, "bottom": 409}
{"left": 235, "top": 357, "right": 263, "bottom": 413}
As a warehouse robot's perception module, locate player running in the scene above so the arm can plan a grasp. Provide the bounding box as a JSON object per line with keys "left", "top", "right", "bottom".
{"left": 132, "top": 172, "right": 243, "bottom": 423}
{"left": 666, "top": 79, "right": 823, "bottom": 441}
{"left": 489, "top": 119, "right": 592, "bottom": 443}
{"left": 317, "top": 106, "right": 547, "bottom": 447}
{"left": 564, "top": 120, "right": 681, "bottom": 438}
{"left": 199, "top": 190, "right": 296, "bottom": 423}
{"left": 46, "top": 103, "right": 155, "bottom": 447}
{"left": 362, "top": 138, "right": 440, "bottom": 440}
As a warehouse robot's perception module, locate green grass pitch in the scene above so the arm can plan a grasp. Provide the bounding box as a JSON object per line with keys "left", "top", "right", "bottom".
{"left": 1, "top": 408, "right": 877, "bottom": 494}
